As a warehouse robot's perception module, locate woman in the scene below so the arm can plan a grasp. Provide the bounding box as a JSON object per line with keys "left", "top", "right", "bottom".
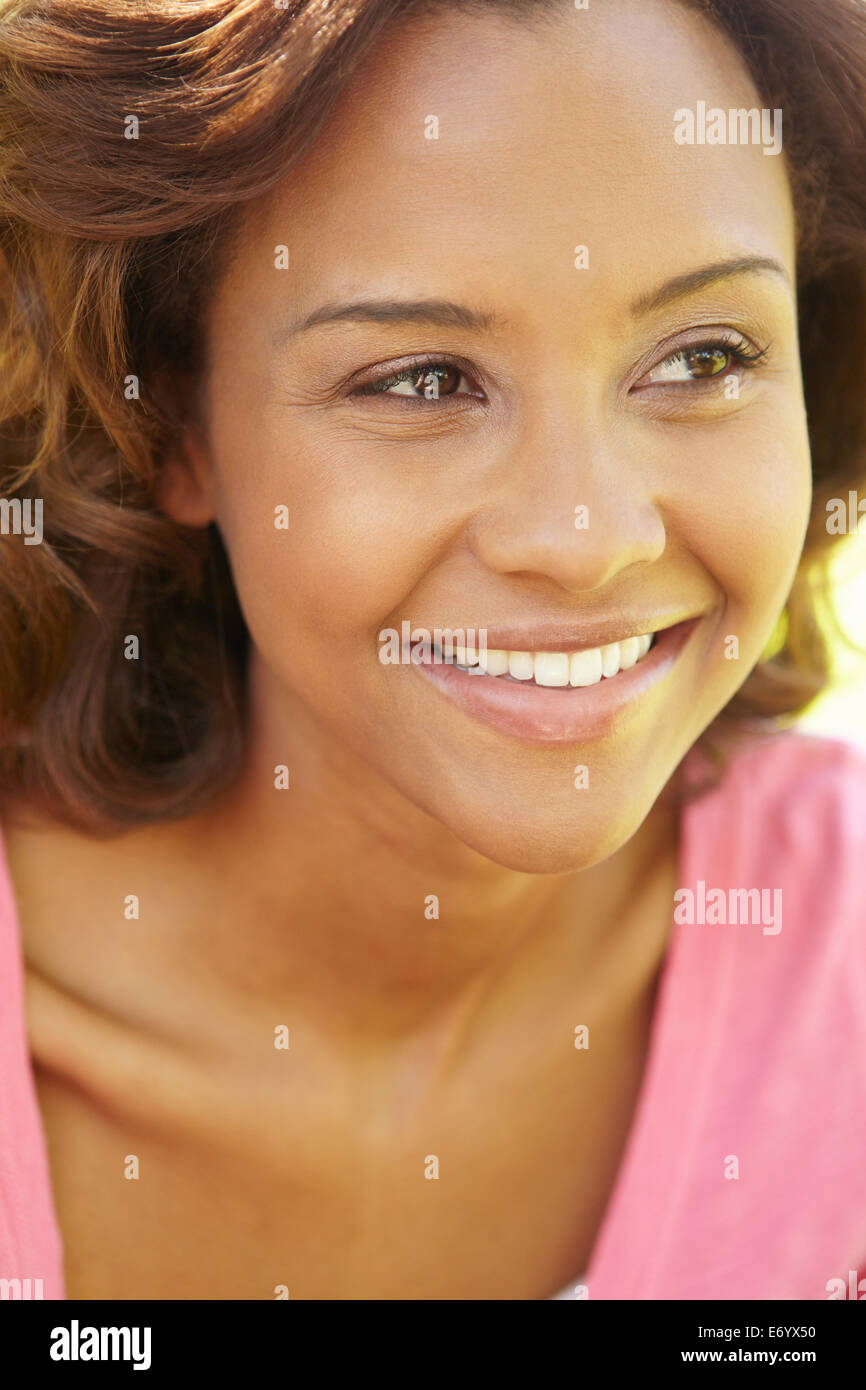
{"left": 0, "top": 0, "right": 864, "bottom": 1300}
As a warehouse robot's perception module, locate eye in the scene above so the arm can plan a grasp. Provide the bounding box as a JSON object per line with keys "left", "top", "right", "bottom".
{"left": 352, "top": 359, "right": 479, "bottom": 401}
{"left": 639, "top": 334, "right": 768, "bottom": 388}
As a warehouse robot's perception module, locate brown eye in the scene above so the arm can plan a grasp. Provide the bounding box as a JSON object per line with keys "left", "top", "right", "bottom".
{"left": 356, "top": 360, "right": 472, "bottom": 399}
{"left": 412, "top": 365, "right": 461, "bottom": 396}
{"left": 683, "top": 347, "right": 730, "bottom": 378}
{"left": 640, "top": 337, "right": 760, "bottom": 387}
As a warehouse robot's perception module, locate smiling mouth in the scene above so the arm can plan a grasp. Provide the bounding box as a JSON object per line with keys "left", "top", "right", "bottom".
{"left": 412, "top": 617, "right": 702, "bottom": 745}
{"left": 434, "top": 632, "right": 657, "bottom": 688}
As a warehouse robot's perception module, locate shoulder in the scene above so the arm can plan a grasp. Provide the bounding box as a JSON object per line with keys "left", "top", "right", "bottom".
{"left": 0, "top": 820, "right": 66, "bottom": 1296}
{"left": 688, "top": 728, "right": 866, "bottom": 850}
{"left": 727, "top": 725, "right": 866, "bottom": 787}
{"left": 682, "top": 729, "right": 866, "bottom": 952}
{"left": 659, "top": 734, "right": 866, "bottom": 1298}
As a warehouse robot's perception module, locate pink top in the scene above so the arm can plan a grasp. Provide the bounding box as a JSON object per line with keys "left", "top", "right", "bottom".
{"left": 1, "top": 730, "right": 865, "bottom": 1300}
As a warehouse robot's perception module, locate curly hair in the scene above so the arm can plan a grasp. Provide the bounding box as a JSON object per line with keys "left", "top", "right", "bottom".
{"left": 0, "top": 0, "right": 865, "bottom": 830}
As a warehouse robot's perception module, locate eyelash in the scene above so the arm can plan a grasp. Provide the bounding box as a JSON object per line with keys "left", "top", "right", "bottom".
{"left": 351, "top": 354, "right": 481, "bottom": 402}
{"left": 348, "top": 334, "right": 769, "bottom": 405}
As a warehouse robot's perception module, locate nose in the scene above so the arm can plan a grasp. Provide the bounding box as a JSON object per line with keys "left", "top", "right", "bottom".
{"left": 465, "top": 404, "right": 667, "bottom": 594}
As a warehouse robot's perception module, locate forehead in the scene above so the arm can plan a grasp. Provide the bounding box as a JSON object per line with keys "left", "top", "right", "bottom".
{"left": 225, "top": 0, "right": 796, "bottom": 320}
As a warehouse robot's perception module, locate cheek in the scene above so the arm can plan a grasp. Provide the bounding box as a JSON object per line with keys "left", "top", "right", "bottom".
{"left": 664, "top": 406, "right": 811, "bottom": 653}
{"left": 204, "top": 407, "right": 458, "bottom": 665}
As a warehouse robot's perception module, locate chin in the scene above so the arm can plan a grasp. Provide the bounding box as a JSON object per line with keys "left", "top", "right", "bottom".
{"left": 444, "top": 809, "right": 646, "bottom": 876}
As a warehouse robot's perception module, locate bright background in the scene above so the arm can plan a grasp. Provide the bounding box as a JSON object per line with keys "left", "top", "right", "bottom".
{"left": 795, "top": 534, "right": 866, "bottom": 749}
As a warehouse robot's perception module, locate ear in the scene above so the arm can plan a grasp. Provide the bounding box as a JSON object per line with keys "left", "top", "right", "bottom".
{"left": 157, "top": 421, "right": 216, "bottom": 528}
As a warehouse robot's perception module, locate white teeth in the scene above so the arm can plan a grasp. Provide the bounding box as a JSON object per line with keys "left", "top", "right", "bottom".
{"left": 600, "top": 642, "right": 621, "bottom": 679}
{"left": 508, "top": 650, "right": 534, "bottom": 680}
{"left": 443, "top": 632, "right": 657, "bottom": 685}
{"left": 476, "top": 647, "right": 509, "bottom": 676}
{"left": 569, "top": 647, "right": 604, "bottom": 687}
{"left": 533, "top": 652, "right": 571, "bottom": 687}
{"left": 454, "top": 643, "right": 478, "bottom": 665}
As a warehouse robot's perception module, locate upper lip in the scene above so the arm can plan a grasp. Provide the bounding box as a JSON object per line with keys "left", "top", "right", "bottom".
{"left": 430, "top": 611, "right": 702, "bottom": 654}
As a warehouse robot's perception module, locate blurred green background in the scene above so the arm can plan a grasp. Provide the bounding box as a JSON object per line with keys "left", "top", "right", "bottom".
{"left": 795, "top": 534, "right": 866, "bottom": 749}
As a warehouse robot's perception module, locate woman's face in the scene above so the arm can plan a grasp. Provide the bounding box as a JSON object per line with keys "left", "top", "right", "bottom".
{"left": 170, "top": 0, "right": 811, "bottom": 873}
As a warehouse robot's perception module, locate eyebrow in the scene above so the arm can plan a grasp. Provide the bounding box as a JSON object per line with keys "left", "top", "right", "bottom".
{"left": 276, "top": 255, "right": 791, "bottom": 346}
{"left": 277, "top": 297, "right": 504, "bottom": 344}
{"left": 630, "top": 256, "right": 791, "bottom": 316}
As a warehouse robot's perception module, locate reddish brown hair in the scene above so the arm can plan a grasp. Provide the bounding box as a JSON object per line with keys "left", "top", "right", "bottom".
{"left": 0, "top": 0, "right": 865, "bottom": 829}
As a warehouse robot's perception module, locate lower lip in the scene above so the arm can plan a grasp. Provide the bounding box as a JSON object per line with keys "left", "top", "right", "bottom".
{"left": 412, "top": 619, "right": 700, "bottom": 745}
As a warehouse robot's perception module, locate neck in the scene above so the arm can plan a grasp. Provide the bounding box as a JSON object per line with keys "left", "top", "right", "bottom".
{"left": 181, "top": 664, "right": 681, "bottom": 1044}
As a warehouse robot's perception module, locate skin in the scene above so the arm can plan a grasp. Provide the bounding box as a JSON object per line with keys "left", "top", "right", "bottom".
{"left": 6, "top": 0, "right": 811, "bottom": 1298}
